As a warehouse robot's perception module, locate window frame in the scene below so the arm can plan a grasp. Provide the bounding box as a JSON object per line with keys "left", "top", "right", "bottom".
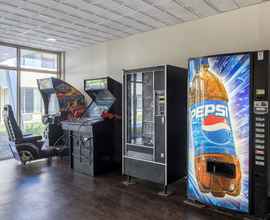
{"left": 0, "top": 41, "right": 64, "bottom": 126}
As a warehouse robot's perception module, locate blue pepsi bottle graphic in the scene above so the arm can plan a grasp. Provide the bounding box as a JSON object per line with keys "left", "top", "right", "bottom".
{"left": 189, "top": 60, "right": 241, "bottom": 198}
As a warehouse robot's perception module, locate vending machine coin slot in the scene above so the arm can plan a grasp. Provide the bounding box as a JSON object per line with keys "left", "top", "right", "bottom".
{"left": 155, "top": 90, "right": 165, "bottom": 116}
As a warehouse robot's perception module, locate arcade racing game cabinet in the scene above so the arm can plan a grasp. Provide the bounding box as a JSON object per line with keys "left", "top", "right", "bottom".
{"left": 38, "top": 77, "right": 86, "bottom": 158}
{"left": 61, "top": 77, "right": 122, "bottom": 176}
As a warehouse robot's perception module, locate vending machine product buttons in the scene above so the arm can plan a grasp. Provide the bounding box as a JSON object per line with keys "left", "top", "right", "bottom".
{"left": 255, "top": 117, "right": 265, "bottom": 122}
{"left": 255, "top": 150, "right": 265, "bottom": 155}
{"left": 255, "top": 155, "right": 265, "bottom": 161}
{"left": 256, "top": 145, "right": 265, "bottom": 150}
{"left": 256, "top": 128, "right": 265, "bottom": 133}
{"left": 255, "top": 139, "right": 265, "bottom": 144}
{"left": 254, "top": 101, "right": 269, "bottom": 115}
{"left": 255, "top": 123, "right": 265, "bottom": 128}
{"left": 255, "top": 161, "right": 265, "bottom": 166}
{"left": 255, "top": 134, "right": 265, "bottom": 138}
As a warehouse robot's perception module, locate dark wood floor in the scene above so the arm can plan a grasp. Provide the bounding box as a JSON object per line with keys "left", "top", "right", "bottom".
{"left": 0, "top": 159, "right": 241, "bottom": 220}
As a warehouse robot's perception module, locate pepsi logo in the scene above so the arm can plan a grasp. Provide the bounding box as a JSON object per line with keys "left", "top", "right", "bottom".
{"left": 201, "top": 115, "right": 232, "bottom": 144}
{"left": 191, "top": 104, "right": 228, "bottom": 119}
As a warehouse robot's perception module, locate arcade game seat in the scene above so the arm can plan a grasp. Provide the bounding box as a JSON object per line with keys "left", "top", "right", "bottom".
{"left": 2, "top": 105, "right": 58, "bottom": 164}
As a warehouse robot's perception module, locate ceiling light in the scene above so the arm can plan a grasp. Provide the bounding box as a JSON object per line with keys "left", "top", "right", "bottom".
{"left": 46, "top": 38, "right": 56, "bottom": 42}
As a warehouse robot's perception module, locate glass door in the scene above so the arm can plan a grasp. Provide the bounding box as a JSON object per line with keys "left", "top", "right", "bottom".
{"left": 0, "top": 69, "right": 17, "bottom": 160}
{"left": 126, "top": 72, "right": 154, "bottom": 161}
{"left": 0, "top": 44, "right": 61, "bottom": 161}
{"left": 0, "top": 45, "right": 17, "bottom": 160}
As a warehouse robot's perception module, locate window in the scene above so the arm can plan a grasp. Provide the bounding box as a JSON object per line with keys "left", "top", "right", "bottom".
{"left": 34, "top": 89, "right": 42, "bottom": 113}
{"left": 21, "top": 71, "right": 57, "bottom": 135}
{"left": 21, "top": 88, "right": 34, "bottom": 113}
{"left": 0, "top": 69, "right": 17, "bottom": 160}
{"left": 0, "top": 46, "right": 17, "bottom": 67}
{"left": 21, "top": 49, "right": 58, "bottom": 71}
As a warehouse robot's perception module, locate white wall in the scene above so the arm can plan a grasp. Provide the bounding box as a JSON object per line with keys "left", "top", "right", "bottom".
{"left": 66, "top": 1, "right": 270, "bottom": 89}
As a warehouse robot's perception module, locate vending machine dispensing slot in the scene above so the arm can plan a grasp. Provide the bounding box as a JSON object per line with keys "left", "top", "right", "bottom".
{"left": 206, "top": 160, "right": 236, "bottom": 179}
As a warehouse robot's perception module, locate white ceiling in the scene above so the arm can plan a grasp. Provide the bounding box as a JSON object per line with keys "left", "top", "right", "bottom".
{"left": 0, "top": 0, "right": 267, "bottom": 52}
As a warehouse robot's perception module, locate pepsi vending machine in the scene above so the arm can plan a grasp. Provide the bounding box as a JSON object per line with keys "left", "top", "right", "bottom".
{"left": 187, "top": 51, "right": 270, "bottom": 217}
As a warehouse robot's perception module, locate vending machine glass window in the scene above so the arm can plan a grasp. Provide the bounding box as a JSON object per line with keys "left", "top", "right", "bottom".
{"left": 127, "top": 72, "right": 154, "bottom": 146}
{"left": 126, "top": 72, "right": 154, "bottom": 161}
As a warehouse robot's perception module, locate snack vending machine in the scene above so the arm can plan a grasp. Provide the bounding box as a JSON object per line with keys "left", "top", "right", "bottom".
{"left": 123, "top": 65, "right": 187, "bottom": 193}
{"left": 187, "top": 51, "right": 270, "bottom": 217}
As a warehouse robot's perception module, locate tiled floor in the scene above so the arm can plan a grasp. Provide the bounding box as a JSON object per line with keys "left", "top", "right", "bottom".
{"left": 0, "top": 159, "right": 240, "bottom": 220}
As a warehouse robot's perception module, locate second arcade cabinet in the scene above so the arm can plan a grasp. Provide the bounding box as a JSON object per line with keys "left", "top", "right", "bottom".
{"left": 62, "top": 77, "right": 122, "bottom": 176}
